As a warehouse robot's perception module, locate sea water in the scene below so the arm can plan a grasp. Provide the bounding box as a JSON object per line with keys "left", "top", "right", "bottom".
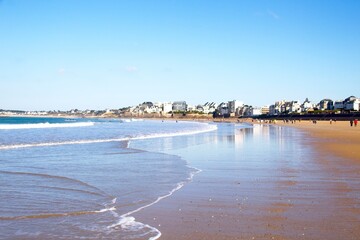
{"left": 0, "top": 117, "right": 216, "bottom": 239}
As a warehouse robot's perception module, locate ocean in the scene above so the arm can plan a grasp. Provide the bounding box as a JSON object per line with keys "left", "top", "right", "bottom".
{"left": 3, "top": 118, "right": 359, "bottom": 239}
{"left": 0, "top": 117, "right": 217, "bottom": 239}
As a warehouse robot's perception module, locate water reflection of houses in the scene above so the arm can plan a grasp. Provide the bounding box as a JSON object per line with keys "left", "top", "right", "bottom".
{"left": 233, "top": 124, "right": 271, "bottom": 147}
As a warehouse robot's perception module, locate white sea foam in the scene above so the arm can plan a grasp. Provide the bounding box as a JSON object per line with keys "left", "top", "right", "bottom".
{"left": 0, "top": 138, "right": 130, "bottom": 150}
{"left": 133, "top": 123, "right": 217, "bottom": 140}
{"left": 121, "top": 118, "right": 144, "bottom": 123}
{"left": 94, "top": 206, "right": 116, "bottom": 213}
{"left": 0, "top": 123, "right": 217, "bottom": 150}
{"left": 107, "top": 164, "right": 202, "bottom": 240}
{"left": 0, "top": 122, "right": 94, "bottom": 130}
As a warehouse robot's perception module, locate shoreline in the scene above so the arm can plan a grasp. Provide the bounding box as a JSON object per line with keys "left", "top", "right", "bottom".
{"left": 2, "top": 115, "right": 360, "bottom": 239}
{"left": 2, "top": 114, "right": 359, "bottom": 163}
{"left": 134, "top": 120, "right": 360, "bottom": 239}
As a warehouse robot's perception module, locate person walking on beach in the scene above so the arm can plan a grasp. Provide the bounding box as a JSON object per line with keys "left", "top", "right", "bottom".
{"left": 350, "top": 119, "right": 353, "bottom": 127}
{"left": 354, "top": 119, "right": 358, "bottom": 127}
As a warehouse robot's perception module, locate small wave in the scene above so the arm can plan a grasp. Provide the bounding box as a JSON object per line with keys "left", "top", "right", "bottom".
{"left": 129, "top": 123, "right": 217, "bottom": 144}
{"left": 0, "top": 138, "right": 129, "bottom": 150}
{"left": 0, "top": 122, "right": 94, "bottom": 130}
{"left": 0, "top": 207, "right": 116, "bottom": 221}
{"left": 0, "top": 170, "right": 110, "bottom": 197}
{"left": 120, "top": 118, "right": 144, "bottom": 123}
{"left": 107, "top": 165, "right": 202, "bottom": 240}
{"left": 0, "top": 123, "right": 217, "bottom": 150}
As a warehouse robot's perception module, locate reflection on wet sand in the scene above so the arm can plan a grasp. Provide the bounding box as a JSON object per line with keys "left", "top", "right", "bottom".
{"left": 135, "top": 122, "right": 360, "bottom": 240}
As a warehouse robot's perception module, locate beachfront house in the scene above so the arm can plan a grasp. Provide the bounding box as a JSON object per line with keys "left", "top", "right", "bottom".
{"left": 203, "top": 102, "right": 217, "bottom": 114}
{"left": 344, "top": 97, "right": 360, "bottom": 111}
{"left": 162, "top": 102, "right": 173, "bottom": 113}
{"left": 237, "top": 105, "right": 252, "bottom": 117}
{"left": 270, "top": 100, "right": 287, "bottom": 115}
{"left": 172, "top": 101, "right": 187, "bottom": 112}
{"left": 144, "top": 103, "right": 162, "bottom": 114}
{"left": 187, "top": 105, "right": 196, "bottom": 112}
{"left": 318, "top": 99, "right": 334, "bottom": 111}
{"left": 289, "top": 101, "right": 301, "bottom": 113}
{"left": 269, "top": 105, "right": 276, "bottom": 115}
{"left": 281, "top": 101, "right": 291, "bottom": 114}
{"left": 261, "top": 106, "right": 270, "bottom": 115}
{"left": 334, "top": 100, "right": 344, "bottom": 111}
{"left": 196, "top": 102, "right": 217, "bottom": 114}
{"left": 196, "top": 105, "right": 205, "bottom": 113}
{"left": 301, "top": 98, "right": 314, "bottom": 112}
{"left": 251, "top": 107, "right": 262, "bottom": 116}
{"left": 217, "top": 102, "right": 230, "bottom": 116}
{"left": 228, "top": 100, "right": 244, "bottom": 116}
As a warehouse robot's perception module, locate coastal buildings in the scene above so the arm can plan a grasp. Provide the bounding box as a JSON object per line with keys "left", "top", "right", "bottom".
{"left": 344, "top": 96, "right": 360, "bottom": 111}
{"left": 172, "top": 101, "right": 187, "bottom": 112}
{"left": 334, "top": 96, "right": 360, "bottom": 112}
{"left": 318, "top": 99, "right": 334, "bottom": 111}
{"left": 301, "top": 98, "right": 314, "bottom": 112}
{"left": 289, "top": 101, "right": 301, "bottom": 113}
{"left": 228, "top": 100, "right": 244, "bottom": 116}
{"left": 217, "top": 102, "right": 230, "bottom": 116}
{"left": 2, "top": 95, "right": 360, "bottom": 118}
{"left": 196, "top": 102, "right": 217, "bottom": 114}
{"left": 334, "top": 100, "right": 345, "bottom": 111}
{"left": 261, "top": 106, "right": 270, "bottom": 115}
{"left": 162, "top": 102, "right": 173, "bottom": 113}
{"left": 269, "top": 100, "right": 286, "bottom": 115}
{"left": 251, "top": 107, "right": 262, "bottom": 116}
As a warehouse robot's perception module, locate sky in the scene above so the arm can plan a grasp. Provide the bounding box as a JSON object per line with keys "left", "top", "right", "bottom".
{"left": 0, "top": 0, "right": 359, "bottom": 111}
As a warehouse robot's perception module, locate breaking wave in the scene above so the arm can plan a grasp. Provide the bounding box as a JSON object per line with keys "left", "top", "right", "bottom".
{"left": 0, "top": 123, "right": 217, "bottom": 150}
{"left": 0, "top": 122, "right": 94, "bottom": 130}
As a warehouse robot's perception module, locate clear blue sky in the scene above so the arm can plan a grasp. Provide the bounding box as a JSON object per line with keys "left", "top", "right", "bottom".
{"left": 1, "top": 0, "right": 359, "bottom": 110}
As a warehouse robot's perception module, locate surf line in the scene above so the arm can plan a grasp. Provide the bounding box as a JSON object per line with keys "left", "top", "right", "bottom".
{"left": 107, "top": 167, "right": 202, "bottom": 240}
{"left": 0, "top": 122, "right": 94, "bottom": 130}
{"left": 0, "top": 123, "right": 217, "bottom": 150}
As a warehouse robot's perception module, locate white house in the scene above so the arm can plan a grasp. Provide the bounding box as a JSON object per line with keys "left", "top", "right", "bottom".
{"left": 187, "top": 105, "right": 196, "bottom": 112}
{"left": 228, "top": 100, "right": 244, "bottom": 115}
{"left": 196, "top": 103, "right": 216, "bottom": 114}
{"left": 217, "top": 102, "right": 229, "bottom": 115}
{"left": 237, "top": 105, "right": 251, "bottom": 116}
{"left": 162, "top": 102, "right": 173, "bottom": 113}
{"left": 301, "top": 98, "right": 314, "bottom": 112}
{"left": 345, "top": 98, "right": 360, "bottom": 111}
{"left": 269, "top": 100, "right": 287, "bottom": 115}
{"left": 203, "top": 102, "right": 217, "bottom": 114}
{"left": 144, "top": 106, "right": 159, "bottom": 113}
{"left": 318, "top": 99, "right": 334, "bottom": 110}
{"left": 334, "top": 100, "right": 344, "bottom": 110}
{"left": 289, "top": 101, "right": 301, "bottom": 113}
{"left": 172, "top": 101, "right": 187, "bottom": 112}
{"left": 260, "top": 106, "right": 269, "bottom": 115}
{"left": 251, "top": 107, "right": 262, "bottom": 116}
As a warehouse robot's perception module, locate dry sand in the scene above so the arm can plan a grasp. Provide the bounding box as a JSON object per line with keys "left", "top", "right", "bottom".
{"left": 134, "top": 120, "right": 360, "bottom": 240}
{"left": 275, "top": 120, "right": 360, "bottom": 163}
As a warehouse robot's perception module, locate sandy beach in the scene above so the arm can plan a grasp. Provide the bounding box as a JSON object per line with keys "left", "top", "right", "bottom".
{"left": 275, "top": 120, "right": 360, "bottom": 163}
{"left": 2, "top": 115, "right": 359, "bottom": 239}
{"left": 134, "top": 120, "right": 360, "bottom": 240}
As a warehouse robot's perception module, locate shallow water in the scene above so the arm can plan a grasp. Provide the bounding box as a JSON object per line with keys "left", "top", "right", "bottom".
{"left": 0, "top": 117, "right": 216, "bottom": 239}
{"left": 3, "top": 119, "right": 358, "bottom": 239}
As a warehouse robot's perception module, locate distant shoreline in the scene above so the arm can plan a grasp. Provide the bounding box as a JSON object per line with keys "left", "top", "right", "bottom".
{"left": 3, "top": 113, "right": 359, "bottom": 162}
{"left": 2, "top": 111, "right": 359, "bottom": 123}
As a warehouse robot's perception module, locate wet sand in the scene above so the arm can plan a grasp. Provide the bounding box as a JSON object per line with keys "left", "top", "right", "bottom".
{"left": 135, "top": 121, "right": 360, "bottom": 240}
